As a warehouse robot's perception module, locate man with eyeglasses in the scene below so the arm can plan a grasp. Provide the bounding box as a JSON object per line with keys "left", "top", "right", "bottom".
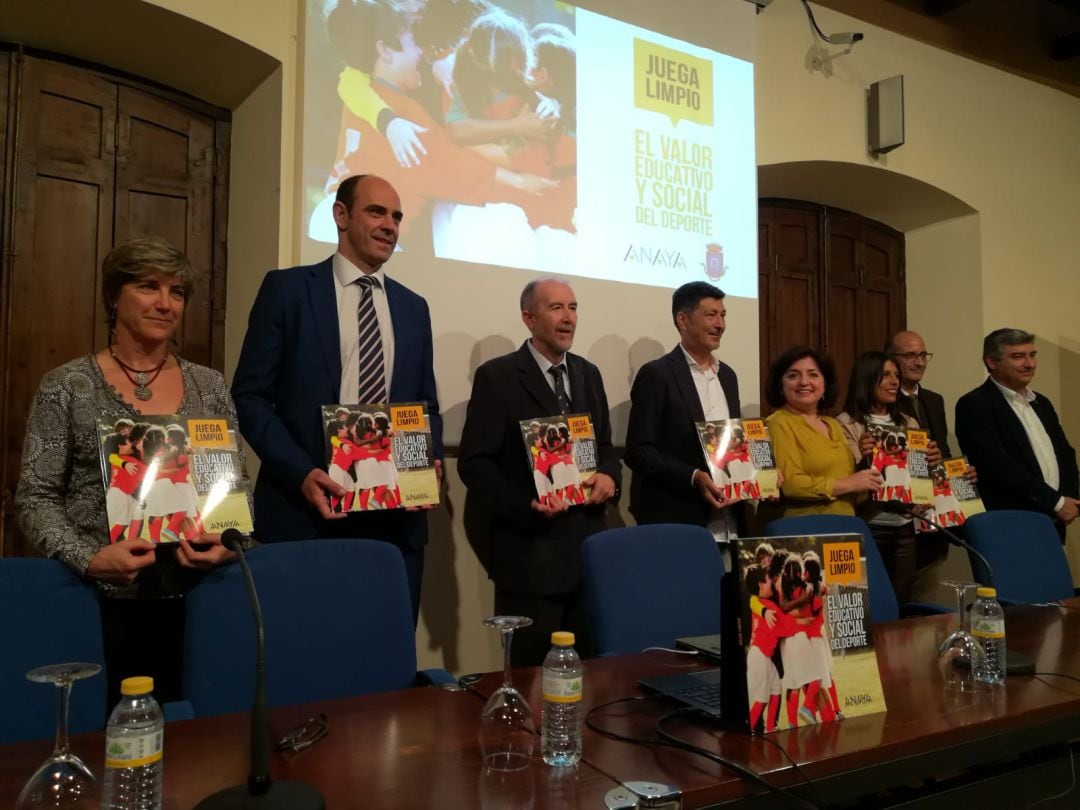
{"left": 887, "top": 331, "right": 951, "bottom": 457}
{"left": 887, "top": 330, "right": 955, "bottom": 601}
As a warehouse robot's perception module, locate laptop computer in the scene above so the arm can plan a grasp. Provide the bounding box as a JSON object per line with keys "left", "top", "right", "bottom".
{"left": 638, "top": 668, "right": 727, "bottom": 719}
{"left": 674, "top": 634, "right": 723, "bottom": 661}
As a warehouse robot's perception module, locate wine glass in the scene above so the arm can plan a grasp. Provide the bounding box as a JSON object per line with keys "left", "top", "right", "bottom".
{"left": 938, "top": 582, "right": 986, "bottom": 692}
{"left": 16, "top": 663, "right": 102, "bottom": 810}
{"left": 479, "top": 615, "right": 537, "bottom": 772}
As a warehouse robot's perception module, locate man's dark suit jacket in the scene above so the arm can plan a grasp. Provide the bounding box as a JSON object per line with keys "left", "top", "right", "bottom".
{"left": 624, "top": 345, "right": 741, "bottom": 527}
{"left": 457, "top": 342, "right": 621, "bottom": 596}
{"left": 955, "top": 378, "right": 1078, "bottom": 523}
{"left": 897, "top": 385, "right": 952, "bottom": 458}
{"left": 231, "top": 257, "right": 442, "bottom": 548}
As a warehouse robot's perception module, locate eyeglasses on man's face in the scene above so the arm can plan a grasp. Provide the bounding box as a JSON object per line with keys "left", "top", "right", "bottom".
{"left": 895, "top": 352, "right": 933, "bottom": 362}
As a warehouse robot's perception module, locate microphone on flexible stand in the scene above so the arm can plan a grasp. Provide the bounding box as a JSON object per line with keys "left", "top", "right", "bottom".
{"left": 897, "top": 506, "right": 995, "bottom": 588}
{"left": 195, "top": 530, "right": 325, "bottom": 810}
{"left": 898, "top": 507, "right": 1035, "bottom": 676}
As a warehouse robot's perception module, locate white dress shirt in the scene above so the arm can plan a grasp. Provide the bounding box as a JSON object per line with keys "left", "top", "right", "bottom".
{"left": 333, "top": 252, "right": 395, "bottom": 404}
{"left": 991, "top": 377, "right": 1064, "bottom": 512}
{"left": 681, "top": 345, "right": 737, "bottom": 543}
{"left": 527, "top": 340, "right": 573, "bottom": 405}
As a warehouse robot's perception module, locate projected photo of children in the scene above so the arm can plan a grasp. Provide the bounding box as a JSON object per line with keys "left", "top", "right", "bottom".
{"left": 307, "top": 0, "right": 577, "bottom": 272}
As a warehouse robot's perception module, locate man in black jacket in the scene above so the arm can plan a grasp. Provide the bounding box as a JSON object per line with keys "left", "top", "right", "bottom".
{"left": 625, "top": 282, "right": 741, "bottom": 538}
{"left": 888, "top": 330, "right": 955, "bottom": 598}
{"left": 956, "top": 328, "right": 1079, "bottom": 541}
{"left": 889, "top": 331, "right": 952, "bottom": 456}
{"left": 458, "top": 278, "right": 621, "bottom": 666}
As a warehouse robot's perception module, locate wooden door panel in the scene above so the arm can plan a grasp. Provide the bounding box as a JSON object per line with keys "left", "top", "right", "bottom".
{"left": 116, "top": 86, "right": 215, "bottom": 367}
{"left": 127, "top": 116, "right": 193, "bottom": 180}
{"left": 758, "top": 202, "right": 822, "bottom": 413}
{"left": 777, "top": 222, "right": 812, "bottom": 266}
{"left": 758, "top": 208, "right": 776, "bottom": 410}
{"left": 759, "top": 270, "right": 771, "bottom": 398}
{"left": 861, "top": 289, "right": 893, "bottom": 354}
{"left": 776, "top": 276, "right": 815, "bottom": 350}
{"left": 828, "top": 285, "right": 858, "bottom": 411}
{"left": 36, "top": 93, "right": 108, "bottom": 165}
{"left": 861, "top": 223, "right": 902, "bottom": 284}
{"left": 760, "top": 201, "right": 905, "bottom": 417}
{"left": 2, "top": 57, "right": 117, "bottom": 556}
{"left": 126, "top": 190, "right": 188, "bottom": 245}
{"left": 827, "top": 214, "right": 859, "bottom": 284}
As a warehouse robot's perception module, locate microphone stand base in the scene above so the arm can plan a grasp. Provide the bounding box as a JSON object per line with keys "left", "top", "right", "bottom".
{"left": 195, "top": 780, "right": 325, "bottom": 809}
{"left": 952, "top": 648, "right": 1035, "bottom": 677}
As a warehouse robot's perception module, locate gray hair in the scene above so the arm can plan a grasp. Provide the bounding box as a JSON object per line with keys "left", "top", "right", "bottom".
{"left": 520, "top": 277, "right": 570, "bottom": 313}
{"left": 983, "top": 328, "right": 1035, "bottom": 370}
{"left": 101, "top": 237, "right": 194, "bottom": 331}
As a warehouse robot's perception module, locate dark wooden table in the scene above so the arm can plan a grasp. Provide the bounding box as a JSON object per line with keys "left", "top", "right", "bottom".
{"left": 3, "top": 604, "right": 1077, "bottom": 809}
{"left": 0, "top": 683, "right": 619, "bottom": 809}
{"left": 475, "top": 600, "right": 1080, "bottom": 808}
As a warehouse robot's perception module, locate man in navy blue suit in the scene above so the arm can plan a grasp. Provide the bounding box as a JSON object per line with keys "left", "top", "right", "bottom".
{"left": 232, "top": 174, "right": 442, "bottom": 620}
{"left": 625, "top": 282, "right": 742, "bottom": 536}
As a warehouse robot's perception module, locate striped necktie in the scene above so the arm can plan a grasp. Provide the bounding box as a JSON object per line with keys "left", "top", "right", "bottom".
{"left": 550, "top": 364, "right": 572, "bottom": 415}
{"left": 356, "top": 275, "right": 386, "bottom": 404}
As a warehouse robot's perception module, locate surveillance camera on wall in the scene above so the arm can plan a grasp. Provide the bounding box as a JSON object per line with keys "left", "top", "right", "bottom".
{"left": 828, "top": 31, "right": 864, "bottom": 45}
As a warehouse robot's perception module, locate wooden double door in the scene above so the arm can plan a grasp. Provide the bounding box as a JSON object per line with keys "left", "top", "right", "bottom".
{"left": 758, "top": 199, "right": 906, "bottom": 414}
{"left": 0, "top": 51, "right": 230, "bottom": 556}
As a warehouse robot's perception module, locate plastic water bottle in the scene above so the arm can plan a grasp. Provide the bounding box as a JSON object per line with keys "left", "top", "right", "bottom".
{"left": 541, "top": 630, "right": 583, "bottom": 766}
{"left": 102, "top": 676, "right": 164, "bottom": 809}
{"left": 970, "top": 587, "right": 1006, "bottom": 685}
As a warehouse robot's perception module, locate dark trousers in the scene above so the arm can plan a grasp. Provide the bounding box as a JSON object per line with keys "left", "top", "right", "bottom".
{"left": 100, "top": 595, "right": 186, "bottom": 717}
{"left": 399, "top": 543, "right": 424, "bottom": 626}
{"left": 871, "top": 521, "right": 918, "bottom": 604}
{"left": 915, "top": 530, "right": 950, "bottom": 572}
{"left": 494, "top": 587, "right": 593, "bottom": 668}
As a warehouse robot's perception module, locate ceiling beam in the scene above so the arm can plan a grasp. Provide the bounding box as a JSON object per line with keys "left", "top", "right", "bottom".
{"left": 1051, "top": 31, "right": 1080, "bottom": 60}
{"left": 1045, "top": 0, "right": 1080, "bottom": 16}
{"left": 925, "top": 0, "right": 974, "bottom": 16}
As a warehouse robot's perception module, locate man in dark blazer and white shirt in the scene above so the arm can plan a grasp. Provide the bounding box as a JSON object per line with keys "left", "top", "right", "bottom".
{"left": 625, "top": 282, "right": 742, "bottom": 537}
{"left": 458, "top": 279, "right": 620, "bottom": 666}
{"left": 231, "top": 175, "right": 442, "bottom": 620}
{"left": 956, "top": 328, "right": 1079, "bottom": 541}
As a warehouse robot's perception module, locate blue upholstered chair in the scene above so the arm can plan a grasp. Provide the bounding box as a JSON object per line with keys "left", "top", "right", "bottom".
{"left": 963, "top": 511, "right": 1077, "bottom": 604}
{"left": 582, "top": 524, "right": 725, "bottom": 656}
{"left": 765, "top": 515, "right": 949, "bottom": 623}
{"left": 0, "top": 558, "right": 107, "bottom": 744}
{"left": 182, "top": 539, "right": 452, "bottom": 717}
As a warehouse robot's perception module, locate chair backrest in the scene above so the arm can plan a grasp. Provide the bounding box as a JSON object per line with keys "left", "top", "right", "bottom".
{"left": 765, "top": 515, "right": 900, "bottom": 623}
{"left": 963, "top": 511, "right": 1074, "bottom": 603}
{"left": 183, "top": 539, "right": 417, "bottom": 717}
{"left": 582, "top": 524, "right": 724, "bottom": 656}
{"left": 0, "top": 559, "right": 107, "bottom": 744}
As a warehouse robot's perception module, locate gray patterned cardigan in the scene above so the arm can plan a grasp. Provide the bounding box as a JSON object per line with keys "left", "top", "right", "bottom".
{"left": 15, "top": 354, "right": 252, "bottom": 595}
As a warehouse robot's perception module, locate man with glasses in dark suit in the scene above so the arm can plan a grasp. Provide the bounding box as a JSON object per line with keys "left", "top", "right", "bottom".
{"left": 887, "top": 330, "right": 956, "bottom": 599}
{"left": 888, "top": 331, "right": 952, "bottom": 457}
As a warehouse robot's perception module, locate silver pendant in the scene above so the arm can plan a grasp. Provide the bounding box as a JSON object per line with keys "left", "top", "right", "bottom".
{"left": 135, "top": 371, "right": 150, "bottom": 386}
{"left": 135, "top": 385, "right": 153, "bottom": 401}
